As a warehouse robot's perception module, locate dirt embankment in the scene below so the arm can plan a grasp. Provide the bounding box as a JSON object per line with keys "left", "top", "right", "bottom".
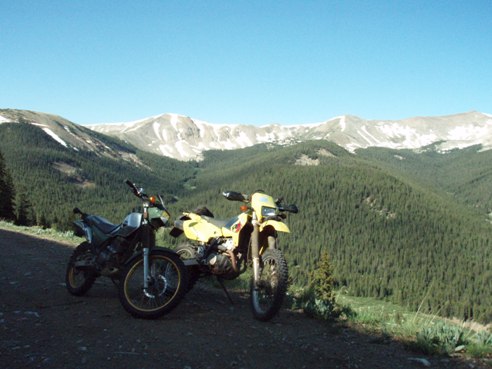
{"left": 0, "top": 229, "right": 486, "bottom": 369}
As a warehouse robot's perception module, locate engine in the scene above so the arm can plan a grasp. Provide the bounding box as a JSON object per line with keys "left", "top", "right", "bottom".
{"left": 206, "top": 253, "right": 233, "bottom": 275}
{"left": 203, "top": 238, "right": 238, "bottom": 279}
{"left": 97, "top": 237, "right": 130, "bottom": 275}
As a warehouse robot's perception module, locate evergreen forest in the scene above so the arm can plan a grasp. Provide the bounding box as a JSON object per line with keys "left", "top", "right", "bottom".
{"left": 1, "top": 122, "right": 491, "bottom": 324}
{"left": 0, "top": 123, "right": 196, "bottom": 229}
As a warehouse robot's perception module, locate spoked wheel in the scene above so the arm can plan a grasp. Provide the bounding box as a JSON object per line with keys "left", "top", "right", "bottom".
{"left": 65, "top": 242, "right": 97, "bottom": 296}
{"left": 118, "top": 249, "right": 188, "bottom": 319}
{"left": 250, "top": 248, "right": 289, "bottom": 321}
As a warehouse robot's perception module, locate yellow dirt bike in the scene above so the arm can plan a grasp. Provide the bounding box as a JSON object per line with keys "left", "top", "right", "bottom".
{"left": 170, "top": 191, "right": 298, "bottom": 321}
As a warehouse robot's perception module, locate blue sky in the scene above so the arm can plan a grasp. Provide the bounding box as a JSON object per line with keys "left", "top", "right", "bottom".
{"left": 1, "top": 0, "right": 491, "bottom": 125}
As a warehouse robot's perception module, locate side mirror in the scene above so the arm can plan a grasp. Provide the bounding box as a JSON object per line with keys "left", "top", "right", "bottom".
{"left": 223, "top": 191, "right": 247, "bottom": 202}
{"left": 279, "top": 204, "right": 299, "bottom": 214}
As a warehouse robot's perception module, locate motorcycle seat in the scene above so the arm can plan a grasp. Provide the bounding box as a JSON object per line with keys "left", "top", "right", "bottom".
{"left": 90, "top": 215, "right": 119, "bottom": 234}
{"left": 201, "top": 215, "right": 228, "bottom": 229}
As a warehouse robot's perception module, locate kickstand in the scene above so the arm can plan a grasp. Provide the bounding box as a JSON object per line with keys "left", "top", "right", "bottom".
{"left": 217, "top": 277, "right": 234, "bottom": 305}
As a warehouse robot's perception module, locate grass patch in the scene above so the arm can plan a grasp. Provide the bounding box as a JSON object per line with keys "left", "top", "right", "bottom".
{"left": 335, "top": 292, "right": 492, "bottom": 358}
{"left": 0, "top": 220, "right": 81, "bottom": 246}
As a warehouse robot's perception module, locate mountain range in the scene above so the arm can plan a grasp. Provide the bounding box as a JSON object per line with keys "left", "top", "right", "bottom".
{"left": 1, "top": 109, "right": 491, "bottom": 161}
{"left": 87, "top": 111, "right": 492, "bottom": 160}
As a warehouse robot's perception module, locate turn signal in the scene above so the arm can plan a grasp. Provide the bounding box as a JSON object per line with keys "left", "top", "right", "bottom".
{"left": 149, "top": 196, "right": 156, "bottom": 204}
{"left": 240, "top": 205, "right": 249, "bottom": 212}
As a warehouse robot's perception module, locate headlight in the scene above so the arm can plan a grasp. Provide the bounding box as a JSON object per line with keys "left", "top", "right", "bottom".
{"left": 148, "top": 207, "right": 170, "bottom": 225}
{"left": 261, "top": 206, "right": 277, "bottom": 217}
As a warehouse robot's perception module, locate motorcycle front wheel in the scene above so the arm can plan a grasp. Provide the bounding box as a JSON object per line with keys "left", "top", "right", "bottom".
{"left": 250, "top": 248, "right": 289, "bottom": 321}
{"left": 65, "top": 242, "right": 97, "bottom": 296}
{"left": 118, "top": 249, "right": 188, "bottom": 319}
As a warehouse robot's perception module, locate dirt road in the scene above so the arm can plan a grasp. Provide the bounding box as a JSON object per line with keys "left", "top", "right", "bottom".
{"left": 0, "top": 229, "right": 485, "bottom": 369}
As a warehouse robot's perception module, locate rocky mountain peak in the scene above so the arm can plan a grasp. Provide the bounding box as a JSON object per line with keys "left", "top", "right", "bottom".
{"left": 88, "top": 111, "right": 492, "bottom": 161}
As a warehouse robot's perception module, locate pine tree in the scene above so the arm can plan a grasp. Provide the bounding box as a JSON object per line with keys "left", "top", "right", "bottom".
{"left": 303, "top": 250, "right": 338, "bottom": 320}
{"left": 311, "top": 251, "right": 337, "bottom": 304}
{"left": 0, "top": 150, "right": 15, "bottom": 220}
{"left": 15, "top": 188, "right": 35, "bottom": 226}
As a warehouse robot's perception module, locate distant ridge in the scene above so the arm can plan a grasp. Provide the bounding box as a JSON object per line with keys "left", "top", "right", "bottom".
{"left": 1, "top": 109, "right": 491, "bottom": 161}
{"left": 87, "top": 111, "right": 492, "bottom": 161}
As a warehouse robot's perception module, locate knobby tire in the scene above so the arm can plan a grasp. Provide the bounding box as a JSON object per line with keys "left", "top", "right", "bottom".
{"left": 250, "top": 248, "right": 289, "bottom": 321}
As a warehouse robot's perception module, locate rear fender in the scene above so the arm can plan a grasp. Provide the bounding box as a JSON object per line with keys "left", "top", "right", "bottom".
{"left": 74, "top": 220, "right": 94, "bottom": 243}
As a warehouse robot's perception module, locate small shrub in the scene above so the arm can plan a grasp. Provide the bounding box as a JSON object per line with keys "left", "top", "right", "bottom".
{"left": 473, "top": 330, "right": 492, "bottom": 346}
{"left": 466, "top": 330, "right": 492, "bottom": 358}
{"left": 304, "top": 297, "right": 338, "bottom": 320}
{"left": 466, "top": 343, "right": 492, "bottom": 358}
{"left": 415, "top": 323, "right": 469, "bottom": 355}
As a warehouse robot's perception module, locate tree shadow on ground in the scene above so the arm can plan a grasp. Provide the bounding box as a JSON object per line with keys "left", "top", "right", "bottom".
{"left": 0, "top": 229, "right": 488, "bottom": 369}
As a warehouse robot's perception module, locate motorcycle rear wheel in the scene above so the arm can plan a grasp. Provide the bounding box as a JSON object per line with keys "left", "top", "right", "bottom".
{"left": 250, "top": 248, "right": 289, "bottom": 321}
{"left": 65, "top": 242, "right": 97, "bottom": 296}
{"left": 118, "top": 249, "right": 188, "bottom": 319}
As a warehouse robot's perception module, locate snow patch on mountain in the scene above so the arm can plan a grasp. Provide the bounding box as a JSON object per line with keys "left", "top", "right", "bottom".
{"left": 0, "top": 115, "right": 10, "bottom": 124}
{"left": 448, "top": 125, "right": 488, "bottom": 140}
{"left": 170, "top": 114, "right": 180, "bottom": 130}
{"left": 153, "top": 121, "right": 162, "bottom": 141}
{"left": 339, "top": 116, "right": 346, "bottom": 132}
{"left": 359, "top": 126, "right": 380, "bottom": 145}
{"left": 375, "top": 123, "right": 439, "bottom": 148}
{"left": 42, "top": 127, "right": 68, "bottom": 147}
{"left": 238, "top": 131, "right": 253, "bottom": 147}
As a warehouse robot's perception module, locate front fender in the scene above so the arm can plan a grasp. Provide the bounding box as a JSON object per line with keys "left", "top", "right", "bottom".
{"left": 260, "top": 220, "right": 290, "bottom": 233}
{"left": 124, "top": 246, "right": 179, "bottom": 266}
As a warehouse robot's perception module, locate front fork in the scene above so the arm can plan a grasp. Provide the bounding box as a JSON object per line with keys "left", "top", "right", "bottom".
{"left": 251, "top": 214, "right": 261, "bottom": 288}
{"left": 141, "top": 221, "right": 154, "bottom": 290}
{"left": 143, "top": 247, "right": 150, "bottom": 289}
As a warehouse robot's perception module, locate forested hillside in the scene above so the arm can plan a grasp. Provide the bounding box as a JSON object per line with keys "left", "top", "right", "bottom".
{"left": 0, "top": 123, "right": 196, "bottom": 228}
{"left": 358, "top": 145, "right": 492, "bottom": 215}
{"left": 167, "top": 141, "right": 492, "bottom": 323}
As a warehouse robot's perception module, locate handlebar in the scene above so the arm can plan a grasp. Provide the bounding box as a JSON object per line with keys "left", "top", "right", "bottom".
{"left": 278, "top": 204, "right": 299, "bottom": 214}
{"left": 125, "top": 179, "right": 149, "bottom": 200}
{"left": 73, "top": 207, "right": 88, "bottom": 219}
{"left": 223, "top": 190, "right": 299, "bottom": 213}
{"left": 125, "top": 179, "right": 140, "bottom": 196}
{"left": 223, "top": 191, "right": 247, "bottom": 202}
{"left": 125, "top": 180, "right": 168, "bottom": 212}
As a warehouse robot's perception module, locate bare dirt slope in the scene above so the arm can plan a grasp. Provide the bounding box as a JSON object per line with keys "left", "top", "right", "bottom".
{"left": 0, "top": 229, "right": 485, "bottom": 369}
